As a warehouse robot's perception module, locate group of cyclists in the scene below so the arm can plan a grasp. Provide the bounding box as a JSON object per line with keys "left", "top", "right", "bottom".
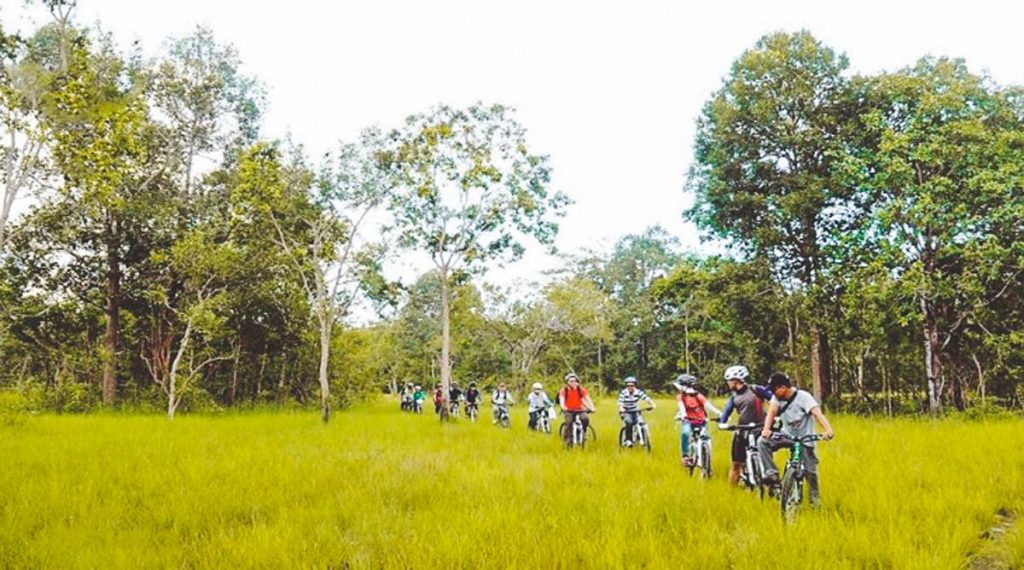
{"left": 397, "top": 365, "right": 835, "bottom": 500}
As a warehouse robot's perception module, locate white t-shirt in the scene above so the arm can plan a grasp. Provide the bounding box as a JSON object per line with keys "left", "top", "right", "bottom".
{"left": 770, "top": 390, "right": 819, "bottom": 441}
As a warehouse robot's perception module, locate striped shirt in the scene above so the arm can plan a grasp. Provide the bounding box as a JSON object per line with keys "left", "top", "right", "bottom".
{"left": 618, "top": 388, "right": 653, "bottom": 412}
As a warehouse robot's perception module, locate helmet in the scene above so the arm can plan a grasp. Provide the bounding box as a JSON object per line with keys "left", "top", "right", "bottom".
{"left": 469, "top": 382, "right": 477, "bottom": 388}
{"left": 624, "top": 376, "right": 637, "bottom": 385}
{"left": 414, "top": 385, "right": 421, "bottom": 390}
{"left": 724, "top": 365, "right": 749, "bottom": 381}
{"left": 498, "top": 382, "right": 506, "bottom": 389}
{"left": 532, "top": 382, "right": 543, "bottom": 390}
{"left": 673, "top": 374, "right": 697, "bottom": 391}
{"left": 452, "top": 381, "right": 459, "bottom": 386}
{"left": 564, "top": 372, "right": 579, "bottom": 382}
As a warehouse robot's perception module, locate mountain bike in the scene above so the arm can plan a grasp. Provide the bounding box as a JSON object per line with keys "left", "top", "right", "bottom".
{"left": 680, "top": 420, "right": 712, "bottom": 478}
{"left": 532, "top": 408, "right": 553, "bottom": 434}
{"left": 412, "top": 399, "right": 424, "bottom": 414}
{"left": 465, "top": 402, "right": 479, "bottom": 422}
{"left": 618, "top": 408, "right": 653, "bottom": 453}
{"left": 778, "top": 434, "right": 826, "bottom": 523}
{"left": 719, "top": 423, "right": 766, "bottom": 497}
{"left": 560, "top": 410, "right": 596, "bottom": 449}
{"left": 495, "top": 404, "right": 511, "bottom": 428}
{"left": 448, "top": 398, "right": 462, "bottom": 419}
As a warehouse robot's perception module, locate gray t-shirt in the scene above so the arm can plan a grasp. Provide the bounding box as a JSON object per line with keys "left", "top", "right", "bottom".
{"left": 770, "top": 390, "right": 819, "bottom": 441}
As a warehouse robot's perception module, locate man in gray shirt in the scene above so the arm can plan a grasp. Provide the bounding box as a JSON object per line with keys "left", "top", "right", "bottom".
{"left": 758, "top": 372, "right": 835, "bottom": 506}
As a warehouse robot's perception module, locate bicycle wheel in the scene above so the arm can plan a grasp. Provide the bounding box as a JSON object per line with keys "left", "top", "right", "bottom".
{"left": 699, "top": 441, "right": 712, "bottom": 479}
{"left": 641, "top": 426, "right": 652, "bottom": 453}
{"left": 750, "top": 456, "right": 766, "bottom": 500}
{"left": 780, "top": 469, "right": 803, "bottom": 523}
{"left": 618, "top": 426, "right": 628, "bottom": 448}
{"left": 586, "top": 424, "right": 597, "bottom": 443}
{"left": 500, "top": 413, "right": 510, "bottom": 429}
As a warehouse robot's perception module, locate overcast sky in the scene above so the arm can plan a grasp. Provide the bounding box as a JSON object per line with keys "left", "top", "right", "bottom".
{"left": 5, "top": 0, "right": 1023, "bottom": 288}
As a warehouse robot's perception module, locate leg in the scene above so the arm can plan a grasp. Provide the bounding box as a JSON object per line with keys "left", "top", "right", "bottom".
{"left": 680, "top": 422, "right": 693, "bottom": 462}
{"left": 563, "top": 411, "right": 577, "bottom": 443}
{"left": 622, "top": 412, "right": 637, "bottom": 443}
{"left": 758, "top": 435, "right": 781, "bottom": 482}
{"left": 528, "top": 410, "right": 538, "bottom": 430}
{"left": 729, "top": 432, "right": 745, "bottom": 486}
{"left": 803, "top": 445, "right": 821, "bottom": 506}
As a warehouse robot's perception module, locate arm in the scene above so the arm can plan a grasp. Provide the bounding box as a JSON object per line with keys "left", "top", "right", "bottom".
{"left": 583, "top": 395, "right": 596, "bottom": 412}
{"left": 719, "top": 396, "right": 735, "bottom": 425}
{"left": 644, "top": 393, "right": 656, "bottom": 409}
{"left": 761, "top": 400, "right": 780, "bottom": 439}
{"left": 617, "top": 391, "right": 625, "bottom": 412}
{"left": 703, "top": 397, "right": 722, "bottom": 418}
{"left": 753, "top": 385, "right": 773, "bottom": 400}
{"left": 558, "top": 390, "right": 568, "bottom": 411}
{"left": 810, "top": 406, "right": 834, "bottom": 439}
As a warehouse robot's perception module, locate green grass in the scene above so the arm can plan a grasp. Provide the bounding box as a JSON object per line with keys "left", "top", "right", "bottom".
{"left": 1, "top": 399, "right": 1022, "bottom": 568}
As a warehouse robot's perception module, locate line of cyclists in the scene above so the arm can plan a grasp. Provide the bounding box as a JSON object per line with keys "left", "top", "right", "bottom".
{"left": 398, "top": 365, "right": 835, "bottom": 499}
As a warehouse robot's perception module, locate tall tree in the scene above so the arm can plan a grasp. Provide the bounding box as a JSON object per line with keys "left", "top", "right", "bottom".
{"left": 687, "top": 31, "right": 864, "bottom": 404}
{"left": 855, "top": 58, "right": 1024, "bottom": 413}
{"left": 386, "top": 103, "right": 569, "bottom": 409}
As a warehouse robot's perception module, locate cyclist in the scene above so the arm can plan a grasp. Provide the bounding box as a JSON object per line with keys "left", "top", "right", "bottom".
{"left": 433, "top": 383, "right": 445, "bottom": 415}
{"left": 412, "top": 385, "right": 425, "bottom": 412}
{"left": 464, "top": 382, "right": 481, "bottom": 417}
{"left": 527, "top": 382, "right": 554, "bottom": 431}
{"left": 674, "top": 374, "right": 722, "bottom": 467}
{"left": 449, "top": 382, "right": 464, "bottom": 414}
{"left": 491, "top": 382, "right": 515, "bottom": 424}
{"left": 758, "top": 372, "right": 835, "bottom": 506}
{"left": 400, "top": 382, "right": 414, "bottom": 411}
{"left": 617, "top": 376, "right": 655, "bottom": 447}
{"left": 557, "top": 373, "right": 596, "bottom": 444}
{"left": 717, "top": 365, "right": 772, "bottom": 486}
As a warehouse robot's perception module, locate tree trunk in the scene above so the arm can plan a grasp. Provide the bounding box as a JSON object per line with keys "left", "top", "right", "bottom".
{"left": 102, "top": 216, "right": 120, "bottom": 406}
{"left": 881, "top": 358, "right": 892, "bottom": 418}
{"left": 810, "top": 325, "right": 832, "bottom": 406}
{"left": 318, "top": 312, "right": 331, "bottom": 423}
{"left": 972, "top": 354, "right": 985, "bottom": 402}
{"left": 439, "top": 267, "right": 451, "bottom": 409}
{"left": 921, "top": 296, "right": 943, "bottom": 414}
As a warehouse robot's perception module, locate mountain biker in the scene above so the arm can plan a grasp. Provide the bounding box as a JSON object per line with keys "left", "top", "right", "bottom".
{"left": 433, "top": 383, "right": 445, "bottom": 415}
{"left": 617, "top": 376, "right": 655, "bottom": 447}
{"left": 464, "top": 382, "right": 481, "bottom": 416}
{"left": 758, "top": 372, "right": 835, "bottom": 507}
{"left": 491, "top": 382, "right": 515, "bottom": 424}
{"left": 675, "top": 374, "right": 722, "bottom": 467}
{"left": 717, "top": 365, "right": 773, "bottom": 486}
{"left": 449, "top": 382, "right": 463, "bottom": 412}
{"left": 400, "top": 382, "right": 414, "bottom": 411}
{"left": 527, "top": 382, "right": 554, "bottom": 431}
{"left": 557, "top": 373, "right": 596, "bottom": 444}
{"left": 412, "top": 385, "right": 425, "bottom": 411}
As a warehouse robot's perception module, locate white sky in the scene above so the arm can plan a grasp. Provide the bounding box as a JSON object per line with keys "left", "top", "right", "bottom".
{"left": 5, "top": 0, "right": 1023, "bottom": 290}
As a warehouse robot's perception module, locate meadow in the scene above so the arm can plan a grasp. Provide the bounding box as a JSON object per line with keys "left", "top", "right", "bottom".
{"left": 1, "top": 398, "right": 1022, "bottom": 569}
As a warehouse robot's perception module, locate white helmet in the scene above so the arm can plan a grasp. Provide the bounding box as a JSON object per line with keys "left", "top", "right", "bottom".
{"left": 724, "top": 365, "right": 749, "bottom": 381}
{"left": 532, "top": 382, "right": 543, "bottom": 390}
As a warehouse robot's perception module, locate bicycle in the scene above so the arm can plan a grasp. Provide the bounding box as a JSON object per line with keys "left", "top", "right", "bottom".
{"left": 494, "top": 404, "right": 511, "bottom": 428}
{"left": 531, "top": 408, "right": 553, "bottom": 434}
{"left": 559, "top": 410, "right": 596, "bottom": 449}
{"left": 412, "top": 399, "right": 424, "bottom": 414}
{"left": 618, "top": 408, "right": 653, "bottom": 453}
{"left": 679, "top": 420, "right": 712, "bottom": 478}
{"left": 465, "top": 402, "right": 479, "bottom": 422}
{"left": 719, "top": 423, "right": 766, "bottom": 497}
{"left": 448, "top": 399, "right": 462, "bottom": 419}
{"left": 777, "top": 434, "right": 826, "bottom": 523}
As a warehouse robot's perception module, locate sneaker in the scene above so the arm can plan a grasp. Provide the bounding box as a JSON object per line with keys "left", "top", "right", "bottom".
{"left": 624, "top": 441, "right": 633, "bottom": 448}
{"left": 762, "top": 472, "right": 780, "bottom": 486}
{"left": 683, "top": 457, "right": 694, "bottom": 467}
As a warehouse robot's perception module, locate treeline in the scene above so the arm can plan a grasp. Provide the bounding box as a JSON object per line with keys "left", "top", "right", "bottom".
{"left": 1, "top": 4, "right": 1021, "bottom": 416}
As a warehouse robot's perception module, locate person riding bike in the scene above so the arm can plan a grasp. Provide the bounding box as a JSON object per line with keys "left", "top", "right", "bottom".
{"left": 433, "top": 383, "right": 445, "bottom": 415}
{"left": 557, "top": 373, "right": 595, "bottom": 444}
{"left": 617, "top": 376, "right": 655, "bottom": 447}
{"left": 464, "top": 382, "right": 481, "bottom": 416}
{"left": 717, "top": 365, "right": 773, "bottom": 486}
{"left": 527, "top": 382, "right": 554, "bottom": 431}
{"left": 758, "top": 372, "right": 835, "bottom": 507}
{"left": 491, "top": 382, "right": 515, "bottom": 424}
{"left": 400, "top": 382, "right": 414, "bottom": 411}
{"left": 449, "top": 382, "right": 464, "bottom": 413}
{"left": 674, "top": 374, "right": 722, "bottom": 467}
{"left": 412, "top": 385, "right": 425, "bottom": 411}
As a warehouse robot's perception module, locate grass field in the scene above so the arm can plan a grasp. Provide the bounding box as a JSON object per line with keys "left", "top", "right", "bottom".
{"left": 1, "top": 398, "right": 1022, "bottom": 569}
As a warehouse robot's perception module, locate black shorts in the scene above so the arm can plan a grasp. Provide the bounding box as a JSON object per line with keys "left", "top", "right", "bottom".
{"left": 731, "top": 431, "right": 749, "bottom": 463}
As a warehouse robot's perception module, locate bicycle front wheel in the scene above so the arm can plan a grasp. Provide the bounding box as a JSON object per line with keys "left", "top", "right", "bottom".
{"left": 780, "top": 469, "right": 803, "bottom": 523}
{"left": 641, "top": 426, "right": 652, "bottom": 454}
{"left": 700, "top": 441, "right": 712, "bottom": 479}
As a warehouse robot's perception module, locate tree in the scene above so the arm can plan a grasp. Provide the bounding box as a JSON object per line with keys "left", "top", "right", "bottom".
{"left": 854, "top": 58, "right": 1024, "bottom": 413}
{"left": 686, "top": 31, "right": 865, "bottom": 404}
{"left": 386, "top": 102, "right": 569, "bottom": 409}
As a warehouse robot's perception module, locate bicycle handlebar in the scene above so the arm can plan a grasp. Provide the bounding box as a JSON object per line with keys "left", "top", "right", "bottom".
{"left": 719, "top": 423, "right": 764, "bottom": 431}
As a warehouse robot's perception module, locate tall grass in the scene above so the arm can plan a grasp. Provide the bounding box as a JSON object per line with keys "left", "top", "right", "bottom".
{"left": 1, "top": 399, "right": 1022, "bottom": 568}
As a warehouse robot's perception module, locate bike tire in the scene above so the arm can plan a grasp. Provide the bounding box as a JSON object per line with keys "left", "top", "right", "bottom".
{"left": 780, "top": 469, "right": 802, "bottom": 523}
{"left": 641, "top": 426, "right": 652, "bottom": 454}
{"left": 700, "top": 441, "right": 712, "bottom": 479}
{"left": 500, "top": 414, "right": 510, "bottom": 429}
{"left": 586, "top": 424, "right": 597, "bottom": 443}
{"left": 618, "top": 426, "right": 628, "bottom": 449}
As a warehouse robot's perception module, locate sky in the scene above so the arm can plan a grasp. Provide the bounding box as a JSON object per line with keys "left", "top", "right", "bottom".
{"left": 5, "top": 0, "right": 1023, "bottom": 290}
